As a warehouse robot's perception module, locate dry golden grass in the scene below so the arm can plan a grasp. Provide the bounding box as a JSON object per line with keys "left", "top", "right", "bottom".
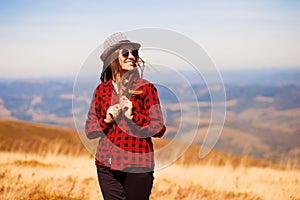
{"left": 1, "top": 151, "right": 300, "bottom": 200}
{"left": 152, "top": 164, "right": 300, "bottom": 200}
{"left": 1, "top": 120, "right": 300, "bottom": 199}
{"left": 0, "top": 152, "right": 101, "bottom": 200}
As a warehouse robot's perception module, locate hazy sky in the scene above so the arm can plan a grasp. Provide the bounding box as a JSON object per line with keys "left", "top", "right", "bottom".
{"left": 0, "top": 0, "right": 300, "bottom": 78}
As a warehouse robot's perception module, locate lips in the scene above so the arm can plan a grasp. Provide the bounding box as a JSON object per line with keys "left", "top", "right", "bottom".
{"left": 125, "top": 61, "right": 134, "bottom": 65}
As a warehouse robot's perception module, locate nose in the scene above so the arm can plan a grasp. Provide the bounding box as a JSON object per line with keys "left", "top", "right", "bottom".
{"left": 127, "top": 51, "right": 135, "bottom": 59}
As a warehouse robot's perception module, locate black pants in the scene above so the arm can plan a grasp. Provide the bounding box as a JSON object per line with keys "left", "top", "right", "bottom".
{"left": 96, "top": 165, "right": 154, "bottom": 200}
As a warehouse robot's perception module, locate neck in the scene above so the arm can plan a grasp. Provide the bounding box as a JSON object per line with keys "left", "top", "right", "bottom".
{"left": 113, "top": 70, "right": 128, "bottom": 84}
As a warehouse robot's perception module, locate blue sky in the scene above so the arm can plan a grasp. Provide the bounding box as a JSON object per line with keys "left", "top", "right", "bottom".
{"left": 0, "top": 0, "right": 300, "bottom": 77}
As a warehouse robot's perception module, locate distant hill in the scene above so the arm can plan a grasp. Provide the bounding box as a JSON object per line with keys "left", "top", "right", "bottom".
{"left": 220, "top": 68, "right": 300, "bottom": 85}
{"left": 0, "top": 119, "right": 84, "bottom": 155}
{"left": 144, "top": 68, "right": 300, "bottom": 85}
{"left": 0, "top": 119, "right": 283, "bottom": 168}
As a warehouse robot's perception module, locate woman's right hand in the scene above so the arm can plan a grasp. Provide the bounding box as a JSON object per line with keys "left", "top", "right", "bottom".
{"left": 104, "top": 104, "right": 121, "bottom": 123}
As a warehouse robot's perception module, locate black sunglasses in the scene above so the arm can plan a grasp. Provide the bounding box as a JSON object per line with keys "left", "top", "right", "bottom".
{"left": 120, "top": 49, "right": 139, "bottom": 58}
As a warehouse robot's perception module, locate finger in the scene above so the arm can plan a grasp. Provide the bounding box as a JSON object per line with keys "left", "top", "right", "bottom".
{"left": 104, "top": 118, "right": 111, "bottom": 123}
{"left": 120, "top": 103, "right": 128, "bottom": 109}
{"left": 119, "top": 101, "right": 126, "bottom": 108}
{"left": 119, "top": 96, "right": 125, "bottom": 101}
{"left": 120, "top": 96, "right": 128, "bottom": 102}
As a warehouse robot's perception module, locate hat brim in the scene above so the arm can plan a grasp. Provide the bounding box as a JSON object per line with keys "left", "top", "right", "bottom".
{"left": 100, "top": 40, "right": 141, "bottom": 61}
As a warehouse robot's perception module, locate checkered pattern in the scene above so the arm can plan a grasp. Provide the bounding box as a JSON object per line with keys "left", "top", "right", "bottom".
{"left": 85, "top": 78, "right": 166, "bottom": 170}
{"left": 103, "top": 32, "right": 128, "bottom": 51}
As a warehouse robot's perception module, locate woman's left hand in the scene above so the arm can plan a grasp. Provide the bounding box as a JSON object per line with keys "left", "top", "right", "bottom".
{"left": 119, "top": 96, "right": 133, "bottom": 119}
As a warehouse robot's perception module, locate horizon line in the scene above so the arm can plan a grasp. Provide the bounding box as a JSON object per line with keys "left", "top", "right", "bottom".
{"left": 1, "top": 66, "right": 300, "bottom": 80}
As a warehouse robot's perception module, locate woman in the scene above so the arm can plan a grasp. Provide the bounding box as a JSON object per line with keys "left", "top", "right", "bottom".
{"left": 85, "top": 32, "right": 166, "bottom": 200}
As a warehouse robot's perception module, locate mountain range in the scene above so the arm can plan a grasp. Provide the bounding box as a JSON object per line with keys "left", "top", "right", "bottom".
{"left": 0, "top": 68, "right": 299, "bottom": 163}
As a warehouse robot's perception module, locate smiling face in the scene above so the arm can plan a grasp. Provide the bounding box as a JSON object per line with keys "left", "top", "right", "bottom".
{"left": 118, "top": 44, "right": 139, "bottom": 72}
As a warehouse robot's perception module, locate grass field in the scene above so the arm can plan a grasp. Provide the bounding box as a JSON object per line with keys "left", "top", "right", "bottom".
{"left": 0, "top": 120, "right": 300, "bottom": 199}
{"left": 1, "top": 152, "right": 300, "bottom": 200}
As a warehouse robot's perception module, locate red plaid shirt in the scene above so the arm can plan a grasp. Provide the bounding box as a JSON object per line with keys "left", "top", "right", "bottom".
{"left": 85, "top": 78, "right": 166, "bottom": 170}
